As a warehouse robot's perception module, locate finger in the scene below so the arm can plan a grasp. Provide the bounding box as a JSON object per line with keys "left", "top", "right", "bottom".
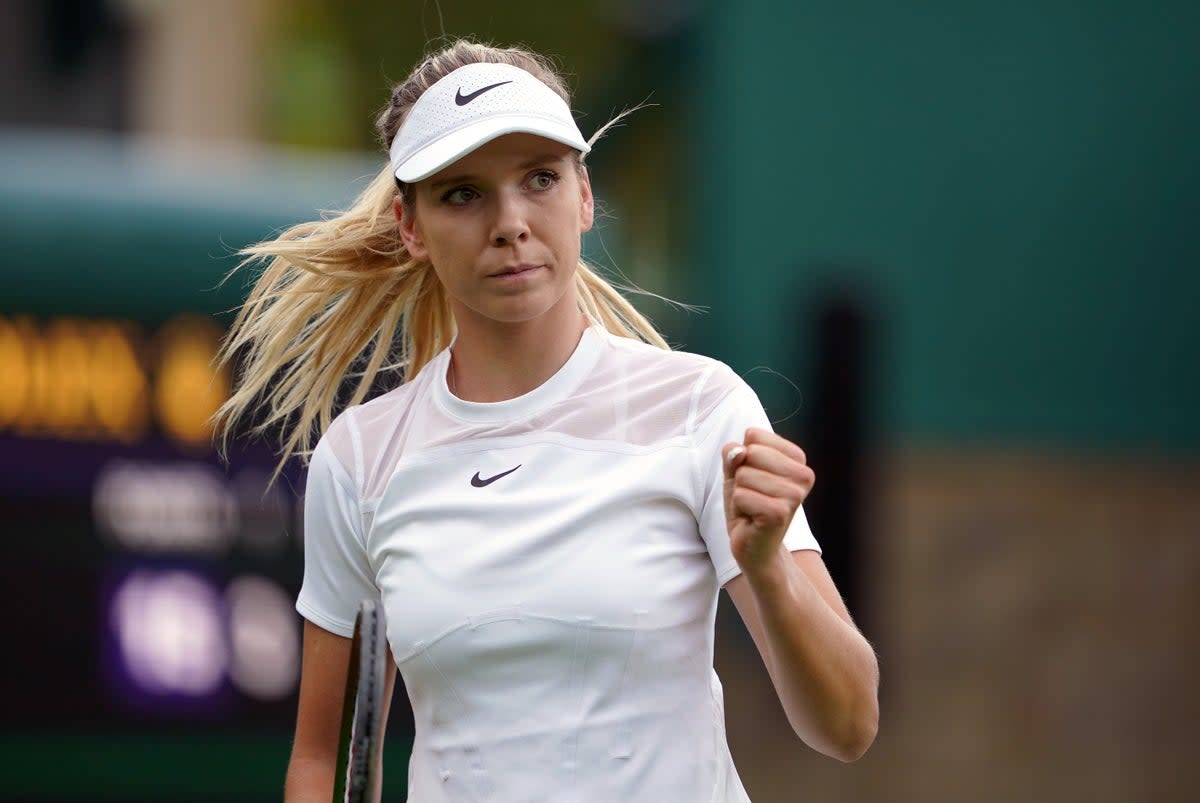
{"left": 722, "top": 442, "right": 748, "bottom": 479}
{"left": 738, "top": 443, "right": 808, "bottom": 479}
{"left": 728, "top": 485, "right": 798, "bottom": 529}
{"left": 728, "top": 464, "right": 813, "bottom": 506}
{"left": 743, "top": 428, "right": 807, "bottom": 465}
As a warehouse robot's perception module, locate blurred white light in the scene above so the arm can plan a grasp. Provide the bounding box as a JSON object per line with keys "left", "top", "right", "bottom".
{"left": 111, "top": 570, "right": 227, "bottom": 696}
{"left": 94, "top": 460, "right": 236, "bottom": 555}
{"left": 226, "top": 575, "right": 299, "bottom": 700}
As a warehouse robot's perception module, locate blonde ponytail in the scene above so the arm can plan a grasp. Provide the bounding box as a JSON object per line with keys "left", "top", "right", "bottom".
{"left": 212, "top": 165, "right": 453, "bottom": 467}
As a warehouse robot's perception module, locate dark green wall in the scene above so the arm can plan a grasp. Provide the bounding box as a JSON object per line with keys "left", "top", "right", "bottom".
{"left": 0, "top": 132, "right": 381, "bottom": 325}
{"left": 686, "top": 2, "right": 1199, "bottom": 453}
{"left": 1, "top": 190, "right": 260, "bottom": 324}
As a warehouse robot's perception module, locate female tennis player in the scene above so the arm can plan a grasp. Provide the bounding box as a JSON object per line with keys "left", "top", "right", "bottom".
{"left": 216, "top": 39, "right": 878, "bottom": 802}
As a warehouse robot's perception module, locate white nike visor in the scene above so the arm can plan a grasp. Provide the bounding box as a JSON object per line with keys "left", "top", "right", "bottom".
{"left": 389, "top": 62, "right": 591, "bottom": 184}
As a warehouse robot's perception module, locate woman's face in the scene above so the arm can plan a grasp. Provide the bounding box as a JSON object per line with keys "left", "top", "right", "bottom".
{"left": 398, "top": 133, "right": 594, "bottom": 329}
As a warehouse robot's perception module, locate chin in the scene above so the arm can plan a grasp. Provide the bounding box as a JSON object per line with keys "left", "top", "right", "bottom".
{"left": 487, "top": 289, "right": 577, "bottom": 324}
{"left": 461, "top": 299, "right": 556, "bottom": 327}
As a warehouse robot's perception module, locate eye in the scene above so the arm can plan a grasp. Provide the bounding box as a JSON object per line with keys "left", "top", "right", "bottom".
{"left": 442, "top": 186, "right": 478, "bottom": 206}
{"left": 528, "top": 170, "right": 559, "bottom": 191}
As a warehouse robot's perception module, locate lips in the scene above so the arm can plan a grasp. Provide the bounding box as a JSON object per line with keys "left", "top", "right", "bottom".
{"left": 488, "top": 264, "right": 542, "bottom": 278}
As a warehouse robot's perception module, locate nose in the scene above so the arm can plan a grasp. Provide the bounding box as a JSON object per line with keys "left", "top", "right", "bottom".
{"left": 489, "top": 191, "right": 530, "bottom": 247}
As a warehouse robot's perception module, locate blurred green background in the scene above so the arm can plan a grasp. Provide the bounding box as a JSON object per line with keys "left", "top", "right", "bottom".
{"left": 1, "top": 1, "right": 1196, "bottom": 801}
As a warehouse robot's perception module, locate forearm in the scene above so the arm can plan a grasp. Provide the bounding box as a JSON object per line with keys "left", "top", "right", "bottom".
{"left": 742, "top": 548, "right": 879, "bottom": 762}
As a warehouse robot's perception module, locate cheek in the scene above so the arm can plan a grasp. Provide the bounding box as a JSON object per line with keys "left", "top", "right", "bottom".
{"left": 546, "top": 202, "right": 587, "bottom": 247}
{"left": 427, "top": 248, "right": 465, "bottom": 291}
{"left": 419, "top": 220, "right": 465, "bottom": 267}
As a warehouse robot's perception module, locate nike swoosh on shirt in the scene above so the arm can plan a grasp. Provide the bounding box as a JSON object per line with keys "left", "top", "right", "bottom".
{"left": 471, "top": 465, "right": 521, "bottom": 487}
{"left": 455, "top": 81, "right": 513, "bottom": 105}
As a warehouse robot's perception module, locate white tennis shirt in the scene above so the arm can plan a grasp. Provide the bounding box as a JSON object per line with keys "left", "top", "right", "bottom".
{"left": 298, "top": 325, "right": 820, "bottom": 802}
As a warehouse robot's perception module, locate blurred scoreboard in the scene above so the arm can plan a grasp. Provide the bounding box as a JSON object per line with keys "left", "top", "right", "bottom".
{"left": 0, "top": 132, "right": 383, "bottom": 765}
{"left": 0, "top": 311, "right": 305, "bottom": 729}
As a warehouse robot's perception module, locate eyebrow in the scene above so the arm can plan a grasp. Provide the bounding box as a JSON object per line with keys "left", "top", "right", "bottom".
{"left": 428, "top": 153, "right": 569, "bottom": 192}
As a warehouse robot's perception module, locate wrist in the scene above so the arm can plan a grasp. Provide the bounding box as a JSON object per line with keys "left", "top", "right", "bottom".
{"left": 738, "top": 543, "right": 794, "bottom": 593}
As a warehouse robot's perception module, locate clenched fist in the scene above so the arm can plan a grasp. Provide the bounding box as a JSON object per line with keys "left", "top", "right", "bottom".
{"left": 722, "top": 428, "right": 815, "bottom": 573}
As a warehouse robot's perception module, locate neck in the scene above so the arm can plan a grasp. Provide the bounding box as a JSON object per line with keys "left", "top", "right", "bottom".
{"left": 447, "top": 302, "right": 589, "bottom": 403}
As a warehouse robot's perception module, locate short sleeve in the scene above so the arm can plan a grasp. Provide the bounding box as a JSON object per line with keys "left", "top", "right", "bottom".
{"left": 295, "top": 436, "right": 379, "bottom": 637}
{"left": 694, "top": 375, "right": 821, "bottom": 587}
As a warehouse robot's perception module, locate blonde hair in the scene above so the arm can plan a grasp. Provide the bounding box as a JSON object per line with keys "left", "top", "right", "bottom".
{"left": 213, "top": 39, "right": 668, "bottom": 474}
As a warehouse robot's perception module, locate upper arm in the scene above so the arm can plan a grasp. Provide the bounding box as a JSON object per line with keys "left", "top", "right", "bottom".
{"left": 292, "top": 620, "right": 401, "bottom": 755}
{"left": 298, "top": 439, "right": 379, "bottom": 637}
{"left": 287, "top": 621, "right": 398, "bottom": 801}
{"left": 292, "top": 620, "right": 354, "bottom": 767}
